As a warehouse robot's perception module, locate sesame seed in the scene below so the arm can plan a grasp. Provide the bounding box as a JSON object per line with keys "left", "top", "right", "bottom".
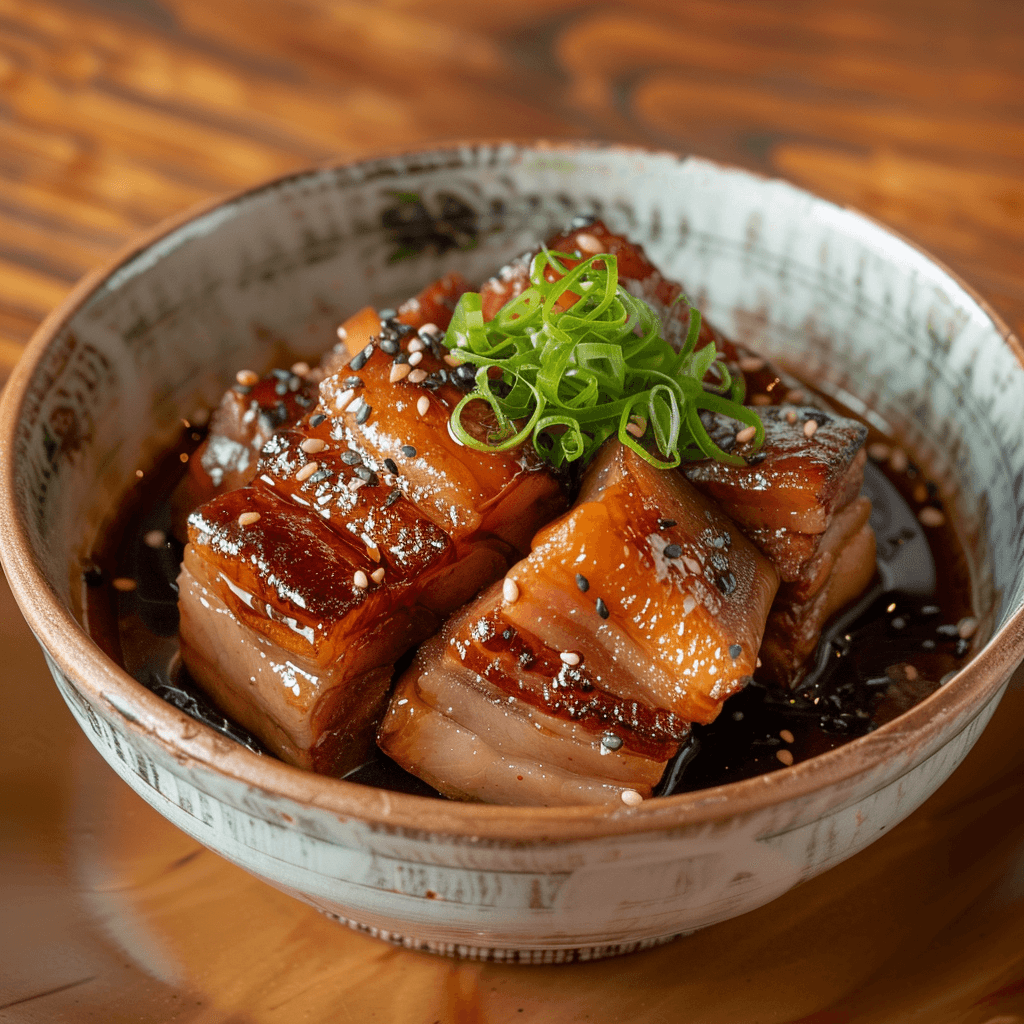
{"left": 341, "top": 451, "right": 362, "bottom": 466}
{"left": 336, "top": 325, "right": 347, "bottom": 340}
{"left": 366, "top": 543, "right": 381, "bottom": 563}
{"left": 918, "top": 506, "right": 945, "bottom": 528}
{"left": 776, "top": 749, "right": 794, "bottom": 767}
{"left": 371, "top": 567, "right": 386, "bottom": 584}
{"left": 420, "top": 322, "right": 440, "bottom": 337}
{"left": 143, "top": 529, "right": 167, "bottom": 548}
{"left": 868, "top": 441, "right": 891, "bottom": 462}
{"left": 658, "top": 519, "right": 677, "bottom": 530}
{"left": 756, "top": 657, "right": 762, "bottom": 668}
{"left": 300, "top": 437, "right": 326, "bottom": 454}
{"left": 408, "top": 350, "right": 423, "bottom": 367}
{"left": 296, "top": 461, "right": 319, "bottom": 482}
{"left": 354, "top": 465, "right": 378, "bottom": 484}
{"left": 502, "top": 577, "right": 520, "bottom": 604}
{"left": 575, "top": 573, "right": 590, "bottom": 592}
{"left": 236, "top": 369, "right": 259, "bottom": 387}
{"left": 310, "top": 413, "right": 326, "bottom": 428}
{"left": 786, "top": 389, "right": 806, "bottom": 404}
{"left": 576, "top": 232, "right": 604, "bottom": 254}
{"left": 379, "top": 337, "right": 399, "bottom": 355}
{"left": 559, "top": 651, "right": 581, "bottom": 666}
{"left": 349, "top": 346, "right": 372, "bottom": 372}
{"left": 903, "top": 663, "right": 919, "bottom": 681}
{"left": 738, "top": 356, "right": 766, "bottom": 373}
{"left": 290, "top": 361, "right": 310, "bottom": 376}
{"left": 384, "top": 488, "right": 401, "bottom": 507}
{"left": 785, "top": 408, "right": 798, "bottom": 424}
{"left": 595, "top": 597, "right": 609, "bottom": 619}
{"left": 620, "top": 789, "right": 644, "bottom": 807}
{"left": 780, "top": 729, "right": 795, "bottom": 744}
{"left": 400, "top": 445, "right": 417, "bottom": 458}
{"left": 735, "top": 425, "right": 757, "bottom": 444}
{"left": 889, "top": 448, "right": 909, "bottom": 473}
{"left": 353, "top": 570, "right": 369, "bottom": 589}
{"left": 417, "top": 395, "right": 430, "bottom": 417}
{"left": 664, "top": 543, "right": 682, "bottom": 559}
{"left": 356, "top": 402, "right": 372, "bottom": 425}
{"left": 408, "top": 338, "right": 425, "bottom": 353}
{"left": 803, "top": 419, "right": 819, "bottom": 438}
{"left": 405, "top": 368, "right": 426, "bottom": 384}
{"left": 443, "top": 353, "right": 462, "bottom": 367}
{"left": 601, "top": 733, "right": 623, "bottom": 751}
{"left": 238, "top": 511, "right": 261, "bottom": 526}
{"left": 389, "top": 363, "right": 411, "bottom": 383}
{"left": 383, "top": 458, "right": 398, "bottom": 474}
{"left": 112, "top": 577, "right": 137, "bottom": 592}
{"left": 728, "top": 643, "right": 742, "bottom": 659}
{"left": 957, "top": 616, "right": 978, "bottom": 639}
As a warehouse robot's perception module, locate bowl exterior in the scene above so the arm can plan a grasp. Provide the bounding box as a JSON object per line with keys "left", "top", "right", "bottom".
{"left": 4, "top": 142, "right": 1024, "bottom": 959}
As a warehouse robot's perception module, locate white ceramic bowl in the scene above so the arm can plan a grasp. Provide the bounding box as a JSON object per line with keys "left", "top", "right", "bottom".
{"left": 3, "top": 142, "right": 1024, "bottom": 962}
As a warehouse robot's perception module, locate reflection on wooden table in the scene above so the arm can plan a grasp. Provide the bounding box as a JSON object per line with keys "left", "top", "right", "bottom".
{"left": 1, "top": 0, "right": 1023, "bottom": 1020}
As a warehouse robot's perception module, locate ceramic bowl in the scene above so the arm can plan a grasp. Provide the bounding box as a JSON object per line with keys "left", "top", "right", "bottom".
{"left": 3, "top": 142, "right": 1024, "bottom": 963}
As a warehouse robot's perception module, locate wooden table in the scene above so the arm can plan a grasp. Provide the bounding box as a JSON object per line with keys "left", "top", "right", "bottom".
{"left": 2, "top": 1, "right": 1023, "bottom": 1020}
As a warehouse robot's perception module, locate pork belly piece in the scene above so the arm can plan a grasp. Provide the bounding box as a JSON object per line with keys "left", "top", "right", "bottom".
{"left": 684, "top": 405, "right": 875, "bottom": 687}
{"left": 320, "top": 323, "right": 566, "bottom": 555}
{"left": 379, "top": 441, "right": 779, "bottom": 806}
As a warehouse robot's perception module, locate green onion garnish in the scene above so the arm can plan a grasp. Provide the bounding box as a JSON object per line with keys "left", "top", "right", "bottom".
{"left": 446, "top": 250, "right": 765, "bottom": 470}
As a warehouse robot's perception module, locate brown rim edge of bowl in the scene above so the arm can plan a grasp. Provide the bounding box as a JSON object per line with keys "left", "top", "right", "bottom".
{"left": 2, "top": 139, "right": 1023, "bottom": 843}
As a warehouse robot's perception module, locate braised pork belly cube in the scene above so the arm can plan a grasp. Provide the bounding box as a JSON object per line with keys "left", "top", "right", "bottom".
{"left": 684, "top": 405, "right": 875, "bottom": 687}
{"left": 379, "top": 441, "right": 779, "bottom": 806}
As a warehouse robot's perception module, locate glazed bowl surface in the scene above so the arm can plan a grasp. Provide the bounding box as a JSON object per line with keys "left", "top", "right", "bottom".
{"left": 3, "top": 141, "right": 1024, "bottom": 963}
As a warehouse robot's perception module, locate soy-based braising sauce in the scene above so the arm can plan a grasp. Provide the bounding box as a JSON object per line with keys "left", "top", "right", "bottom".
{"left": 88, "top": 414, "right": 977, "bottom": 800}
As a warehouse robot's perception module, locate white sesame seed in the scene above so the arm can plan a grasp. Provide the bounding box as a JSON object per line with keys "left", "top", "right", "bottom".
{"left": 366, "top": 543, "right": 381, "bottom": 563}
{"left": 238, "top": 511, "right": 261, "bottom": 526}
{"left": 371, "top": 567, "right": 386, "bottom": 584}
{"left": 803, "top": 419, "right": 819, "bottom": 438}
{"left": 334, "top": 388, "right": 354, "bottom": 410}
{"left": 443, "top": 353, "right": 462, "bottom": 367}
{"left": 867, "top": 441, "right": 892, "bottom": 462}
{"left": 112, "top": 577, "right": 137, "bottom": 592}
{"left": 408, "top": 350, "right": 423, "bottom": 367}
{"left": 957, "top": 616, "right": 978, "bottom": 639}
{"left": 336, "top": 325, "right": 347, "bottom": 340}
{"left": 291, "top": 361, "right": 310, "bottom": 376}
{"left": 300, "top": 437, "right": 325, "bottom": 454}
{"left": 738, "top": 356, "right": 766, "bottom": 373}
{"left": 889, "top": 448, "right": 909, "bottom": 473}
{"left": 776, "top": 749, "right": 794, "bottom": 766}
{"left": 575, "top": 232, "right": 604, "bottom": 254}
{"left": 143, "top": 529, "right": 167, "bottom": 548}
{"left": 236, "top": 369, "right": 259, "bottom": 387}
{"left": 502, "top": 577, "right": 520, "bottom": 604}
{"left": 408, "top": 368, "right": 428, "bottom": 384}
{"left": 389, "top": 363, "right": 411, "bottom": 383}
{"left": 785, "top": 408, "right": 798, "bottom": 424}
{"left": 353, "top": 570, "right": 369, "bottom": 589}
{"left": 780, "top": 729, "right": 795, "bottom": 744}
{"left": 420, "top": 322, "right": 440, "bottom": 337}
{"left": 903, "top": 663, "right": 919, "bottom": 681}
{"left": 417, "top": 395, "right": 430, "bottom": 417}
{"left": 735, "top": 425, "right": 757, "bottom": 444}
{"left": 918, "top": 507, "right": 945, "bottom": 527}
{"left": 296, "top": 461, "right": 319, "bottom": 482}
{"left": 408, "top": 338, "right": 425, "bottom": 353}
{"left": 620, "top": 789, "right": 644, "bottom": 807}
{"left": 756, "top": 656, "right": 762, "bottom": 668}
{"left": 559, "top": 651, "right": 581, "bottom": 666}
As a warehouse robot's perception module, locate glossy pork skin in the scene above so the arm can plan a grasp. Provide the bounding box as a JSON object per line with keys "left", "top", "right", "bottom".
{"left": 379, "top": 441, "right": 780, "bottom": 806}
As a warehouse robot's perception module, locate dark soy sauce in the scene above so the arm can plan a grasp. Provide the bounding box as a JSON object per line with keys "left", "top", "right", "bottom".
{"left": 97, "top": 428, "right": 976, "bottom": 800}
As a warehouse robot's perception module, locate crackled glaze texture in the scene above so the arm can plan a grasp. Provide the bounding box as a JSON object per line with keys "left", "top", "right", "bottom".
{"left": 3, "top": 143, "right": 1024, "bottom": 960}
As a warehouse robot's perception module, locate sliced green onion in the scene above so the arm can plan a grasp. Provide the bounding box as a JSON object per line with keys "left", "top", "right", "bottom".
{"left": 446, "top": 251, "right": 764, "bottom": 469}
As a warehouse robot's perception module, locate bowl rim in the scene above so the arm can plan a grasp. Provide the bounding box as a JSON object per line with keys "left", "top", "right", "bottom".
{"left": 3, "top": 138, "right": 1024, "bottom": 842}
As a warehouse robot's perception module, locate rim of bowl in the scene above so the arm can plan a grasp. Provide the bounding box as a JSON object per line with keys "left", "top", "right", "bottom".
{"left": 3, "top": 139, "right": 1024, "bottom": 842}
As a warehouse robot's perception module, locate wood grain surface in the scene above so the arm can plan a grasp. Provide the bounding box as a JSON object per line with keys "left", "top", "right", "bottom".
{"left": 1, "top": 1, "right": 1023, "bottom": 1021}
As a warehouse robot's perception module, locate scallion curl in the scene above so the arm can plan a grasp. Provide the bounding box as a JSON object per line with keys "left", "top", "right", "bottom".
{"left": 446, "top": 251, "right": 764, "bottom": 469}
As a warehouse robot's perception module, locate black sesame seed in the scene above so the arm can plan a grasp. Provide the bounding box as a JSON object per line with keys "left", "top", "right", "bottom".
{"left": 275, "top": 380, "right": 288, "bottom": 396}
{"left": 258, "top": 412, "right": 275, "bottom": 433}
{"left": 83, "top": 566, "right": 104, "bottom": 587}
{"left": 921, "top": 604, "right": 941, "bottom": 616}
{"left": 274, "top": 402, "right": 288, "bottom": 423}
{"left": 664, "top": 543, "right": 682, "bottom": 559}
{"left": 728, "top": 643, "right": 742, "bottom": 659}
{"left": 354, "top": 465, "right": 378, "bottom": 484}
{"left": 309, "top": 469, "right": 331, "bottom": 484}
{"left": 401, "top": 444, "right": 417, "bottom": 457}
{"left": 378, "top": 308, "right": 396, "bottom": 320}
{"left": 233, "top": 383, "right": 252, "bottom": 395}
{"left": 600, "top": 733, "right": 623, "bottom": 751}
{"left": 393, "top": 321, "right": 413, "bottom": 337}
{"left": 341, "top": 376, "right": 363, "bottom": 389}
{"left": 658, "top": 519, "right": 677, "bottom": 530}
{"left": 380, "top": 338, "right": 399, "bottom": 355}
{"left": 295, "top": 393, "right": 313, "bottom": 409}
{"left": 921, "top": 639, "right": 936, "bottom": 651}
{"left": 935, "top": 623, "right": 960, "bottom": 638}
{"left": 288, "top": 376, "right": 300, "bottom": 391}
{"left": 393, "top": 351, "right": 409, "bottom": 365}
{"left": 350, "top": 346, "right": 372, "bottom": 371}
{"left": 575, "top": 573, "right": 590, "bottom": 592}
{"left": 595, "top": 597, "right": 609, "bottom": 619}
{"left": 955, "top": 637, "right": 970, "bottom": 658}
{"left": 454, "top": 363, "right": 476, "bottom": 386}
{"left": 383, "top": 458, "right": 398, "bottom": 474}
{"left": 270, "top": 367, "right": 292, "bottom": 380}
{"left": 715, "top": 572, "right": 737, "bottom": 596}
{"left": 890, "top": 616, "right": 907, "bottom": 630}
{"left": 745, "top": 451, "right": 767, "bottom": 465}
{"left": 356, "top": 402, "right": 372, "bottom": 425}
{"left": 310, "top": 413, "right": 326, "bottom": 427}
{"left": 865, "top": 676, "right": 891, "bottom": 687}
{"left": 384, "top": 488, "right": 402, "bottom": 507}
{"left": 341, "top": 451, "right": 362, "bottom": 466}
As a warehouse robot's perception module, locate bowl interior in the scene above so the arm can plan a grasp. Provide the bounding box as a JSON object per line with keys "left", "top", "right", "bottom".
{"left": 7, "top": 142, "right": 1024, "bottom": 768}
